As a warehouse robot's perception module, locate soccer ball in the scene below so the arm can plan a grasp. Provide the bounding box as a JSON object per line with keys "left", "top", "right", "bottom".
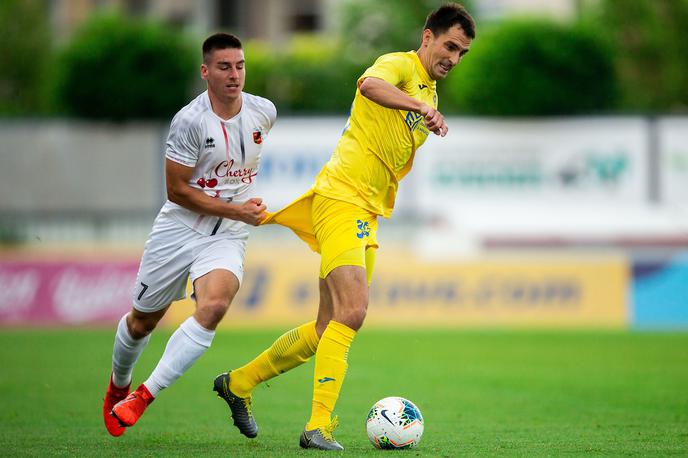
{"left": 365, "top": 396, "right": 424, "bottom": 449}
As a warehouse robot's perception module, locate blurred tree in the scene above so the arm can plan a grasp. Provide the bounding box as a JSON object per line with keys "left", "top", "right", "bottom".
{"left": 242, "top": 41, "right": 274, "bottom": 103}
{"left": 245, "top": 36, "right": 369, "bottom": 113}
{"left": 339, "top": 0, "right": 474, "bottom": 57}
{"left": 245, "top": 1, "right": 475, "bottom": 113}
{"left": 581, "top": 0, "right": 688, "bottom": 113}
{"left": 444, "top": 18, "right": 617, "bottom": 116}
{"left": 0, "top": 0, "right": 50, "bottom": 115}
{"left": 53, "top": 14, "right": 195, "bottom": 120}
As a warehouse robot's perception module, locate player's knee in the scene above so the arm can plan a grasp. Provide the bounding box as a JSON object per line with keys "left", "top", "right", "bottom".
{"left": 351, "top": 306, "right": 368, "bottom": 331}
{"left": 197, "top": 300, "right": 230, "bottom": 327}
{"left": 339, "top": 303, "right": 367, "bottom": 331}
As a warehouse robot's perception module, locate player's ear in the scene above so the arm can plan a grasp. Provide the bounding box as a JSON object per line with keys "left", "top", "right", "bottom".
{"left": 200, "top": 63, "right": 209, "bottom": 80}
{"left": 421, "top": 29, "right": 433, "bottom": 48}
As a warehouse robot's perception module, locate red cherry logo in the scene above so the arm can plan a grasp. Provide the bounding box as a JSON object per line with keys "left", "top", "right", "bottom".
{"left": 206, "top": 178, "right": 218, "bottom": 188}
{"left": 197, "top": 178, "right": 206, "bottom": 188}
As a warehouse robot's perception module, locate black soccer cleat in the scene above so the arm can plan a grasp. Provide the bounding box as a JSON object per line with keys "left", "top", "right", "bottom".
{"left": 213, "top": 372, "right": 258, "bottom": 438}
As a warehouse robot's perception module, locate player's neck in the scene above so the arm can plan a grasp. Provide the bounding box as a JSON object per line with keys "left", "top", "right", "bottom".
{"left": 208, "top": 91, "right": 242, "bottom": 120}
{"left": 415, "top": 48, "right": 433, "bottom": 81}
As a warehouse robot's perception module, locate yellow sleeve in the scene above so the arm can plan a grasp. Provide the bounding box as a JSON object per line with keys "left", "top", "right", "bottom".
{"left": 357, "top": 53, "right": 413, "bottom": 89}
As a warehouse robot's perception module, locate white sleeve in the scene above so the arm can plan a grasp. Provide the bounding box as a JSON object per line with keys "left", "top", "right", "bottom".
{"left": 265, "top": 100, "right": 277, "bottom": 131}
{"left": 165, "top": 112, "right": 202, "bottom": 167}
{"left": 250, "top": 95, "right": 277, "bottom": 132}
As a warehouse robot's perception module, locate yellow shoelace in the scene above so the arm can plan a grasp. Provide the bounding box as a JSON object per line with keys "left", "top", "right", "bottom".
{"left": 319, "top": 416, "right": 339, "bottom": 442}
{"left": 242, "top": 397, "right": 253, "bottom": 416}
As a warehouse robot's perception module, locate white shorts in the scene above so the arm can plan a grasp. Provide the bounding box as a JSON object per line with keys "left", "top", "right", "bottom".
{"left": 132, "top": 214, "right": 247, "bottom": 313}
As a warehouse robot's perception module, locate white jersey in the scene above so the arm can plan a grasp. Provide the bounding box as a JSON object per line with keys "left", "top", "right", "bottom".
{"left": 160, "top": 90, "right": 277, "bottom": 236}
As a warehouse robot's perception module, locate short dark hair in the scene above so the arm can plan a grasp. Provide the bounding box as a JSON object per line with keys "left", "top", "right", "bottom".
{"left": 424, "top": 3, "right": 476, "bottom": 39}
{"left": 202, "top": 33, "right": 242, "bottom": 62}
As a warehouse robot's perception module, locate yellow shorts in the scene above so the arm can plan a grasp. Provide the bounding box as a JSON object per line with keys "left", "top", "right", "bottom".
{"left": 262, "top": 190, "right": 378, "bottom": 282}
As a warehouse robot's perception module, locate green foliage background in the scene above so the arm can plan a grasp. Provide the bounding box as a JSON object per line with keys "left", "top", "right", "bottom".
{"left": 0, "top": 0, "right": 51, "bottom": 115}
{"left": 53, "top": 14, "right": 195, "bottom": 120}
{"left": 1, "top": 0, "right": 687, "bottom": 118}
{"left": 338, "top": 0, "right": 470, "bottom": 56}
{"left": 581, "top": 0, "right": 688, "bottom": 113}
{"left": 244, "top": 37, "right": 369, "bottom": 114}
{"left": 444, "top": 19, "right": 617, "bottom": 116}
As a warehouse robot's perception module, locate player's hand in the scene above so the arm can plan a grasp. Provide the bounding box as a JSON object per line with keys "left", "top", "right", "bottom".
{"left": 236, "top": 198, "right": 267, "bottom": 226}
{"left": 419, "top": 104, "right": 448, "bottom": 137}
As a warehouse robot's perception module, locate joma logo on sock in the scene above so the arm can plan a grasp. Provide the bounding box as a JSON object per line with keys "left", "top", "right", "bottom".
{"left": 318, "top": 377, "right": 336, "bottom": 383}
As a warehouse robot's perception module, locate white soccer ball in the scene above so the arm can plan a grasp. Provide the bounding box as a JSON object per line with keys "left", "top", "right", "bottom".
{"left": 365, "top": 396, "right": 424, "bottom": 449}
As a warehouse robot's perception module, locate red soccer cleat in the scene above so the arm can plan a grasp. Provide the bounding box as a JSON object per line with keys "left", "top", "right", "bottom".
{"left": 110, "top": 383, "right": 155, "bottom": 428}
{"left": 103, "top": 374, "right": 130, "bottom": 437}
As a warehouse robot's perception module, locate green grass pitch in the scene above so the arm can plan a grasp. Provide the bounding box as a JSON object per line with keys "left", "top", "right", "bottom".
{"left": 1, "top": 328, "right": 686, "bottom": 456}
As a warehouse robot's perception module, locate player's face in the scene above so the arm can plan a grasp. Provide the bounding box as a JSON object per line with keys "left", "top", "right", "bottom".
{"left": 201, "top": 47, "right": 245, "bottom": 103}
{"left": 422, "top": 25, "right": 471, "bottom": 80}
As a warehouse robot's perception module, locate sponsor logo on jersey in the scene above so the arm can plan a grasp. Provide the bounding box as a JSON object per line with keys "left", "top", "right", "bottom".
{"left": 252, "top": 129, "right": 263, "bottom": 144}
{"left": 196, "top": 177, "right": 218, "bottom": 188}
{"left": 418, "top": 84, "right": 428, "bottom": 90}
{"left": 205, "top": 137, "right": 216, "bottom": 149}
{"left": 405, "top": 111, "right": 423, "bottom": 131}
{"left": 214, "top": 159, "right": 257, "bottom": 184}
{"left": 318, "top": 377, "right": 336, "bottom": 384}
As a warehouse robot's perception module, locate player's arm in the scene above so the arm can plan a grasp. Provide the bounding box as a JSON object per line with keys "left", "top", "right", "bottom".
{"left": 165, "top": 159, "right": 266, "bottom": 225}
{"left": 359, "top": 77, "right": 447, "bottom": 136}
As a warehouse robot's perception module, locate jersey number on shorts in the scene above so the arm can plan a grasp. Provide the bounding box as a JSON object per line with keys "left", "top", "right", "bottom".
{"left": 137, "top": 282, "right": 149, "bottom": 300}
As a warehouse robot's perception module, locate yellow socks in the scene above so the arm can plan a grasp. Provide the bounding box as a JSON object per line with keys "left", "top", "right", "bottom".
{"left": 306, "top": 320, "right": 356, "bottom": 430}
{"left": 229, "top": 321, "right": 319, "bottom": 397}
{"left": 228, "top": 319, "right": 357, "bottom": 430}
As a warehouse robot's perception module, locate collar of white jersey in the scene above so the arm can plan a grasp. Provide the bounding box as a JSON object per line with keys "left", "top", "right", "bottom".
{"left": 202, "top": 90, "right": 245, "bottom": 123}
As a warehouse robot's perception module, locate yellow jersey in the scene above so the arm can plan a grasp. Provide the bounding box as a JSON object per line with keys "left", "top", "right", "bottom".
{"left": 313, "top": 51, "right": 437, "bottom": 217}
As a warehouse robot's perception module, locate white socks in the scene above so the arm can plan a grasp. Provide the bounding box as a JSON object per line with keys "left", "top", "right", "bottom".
{"left": 143, "top": 317, "right": 215, "bottom": 397}
{"left": 112, "top": 313, "right": 150, "bottom": 388}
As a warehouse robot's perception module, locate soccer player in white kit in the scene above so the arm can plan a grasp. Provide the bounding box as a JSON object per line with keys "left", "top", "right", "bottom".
{"left": 102, "top": 33, "right": 276, "bottom": 436}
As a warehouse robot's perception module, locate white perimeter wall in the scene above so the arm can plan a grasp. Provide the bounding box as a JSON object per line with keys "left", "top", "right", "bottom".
{"left": 1, "top": 117, "right": 687, "bottom": 245}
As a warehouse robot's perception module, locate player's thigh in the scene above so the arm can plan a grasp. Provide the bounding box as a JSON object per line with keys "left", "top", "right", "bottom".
{"left": 324, "top": 265, "right": 369, "bottom": 311}
{"left": 323, "top": 265, "right": 369, "bottom": 330}
{"left": 193, "top": 269, "right": 240, "bottom": 309}
{"left": 192, "top": 269, "right": 240, "bottom": 330}
{"left": 134, "top": 218, "right": 196, "bottom": 313}
{"left": 317, "top": 248, "right": 375, "bottom": 328}
{"left": 190, "top": 236, "right": 246, "bottom": 308}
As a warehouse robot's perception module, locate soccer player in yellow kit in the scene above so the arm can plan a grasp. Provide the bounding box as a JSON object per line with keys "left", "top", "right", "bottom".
{"left": 213, "top": 3, "right": 476, "bottom": 450}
